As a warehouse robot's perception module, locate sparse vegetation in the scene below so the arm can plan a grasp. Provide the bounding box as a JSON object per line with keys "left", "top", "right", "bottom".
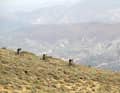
{"left": 0, "top": 48, "right": 120, "bottom": 93}
{"left": 1, "top": 47, "right": 7, "bottom": 49}
{"left": 42, "top": 54, "right": 46, "bottom": 60}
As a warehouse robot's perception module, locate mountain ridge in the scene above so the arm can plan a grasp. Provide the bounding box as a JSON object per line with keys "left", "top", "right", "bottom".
{"left": 1, "top": 23, "right": 120, "bottom": 71}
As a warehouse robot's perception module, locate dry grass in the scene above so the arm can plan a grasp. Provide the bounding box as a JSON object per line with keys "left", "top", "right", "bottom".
{"left": 0, "top": 48, "right": 120, "bottom": 93}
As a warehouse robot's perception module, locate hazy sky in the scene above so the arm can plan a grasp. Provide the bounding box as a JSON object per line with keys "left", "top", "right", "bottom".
{"left": 1, "top": 0, "right": 120, "bottom": 11}
{"left": 1, "top": 0, "right": 82, "bottom": 11}
{"left": 1, "top": 0, "right": 120, "bottom": 23}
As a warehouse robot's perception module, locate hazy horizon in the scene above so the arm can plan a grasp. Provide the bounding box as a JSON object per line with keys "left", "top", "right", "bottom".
{"left": 1, "top": 0, "right": 120, "bottom": 24}
{"left": 1, "top": 0, "right": 120, "bottom": 71}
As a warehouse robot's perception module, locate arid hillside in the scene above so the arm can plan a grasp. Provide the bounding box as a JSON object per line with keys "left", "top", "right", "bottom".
{"left": 0, "top": 48, "right": 120, "bottom": 93}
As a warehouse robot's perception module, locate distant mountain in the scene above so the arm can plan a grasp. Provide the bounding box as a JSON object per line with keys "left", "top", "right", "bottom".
{"left": 1, "top": 23, "right": 120, "bottom": 71}
{"left": 1, "top": 1, "right": 120, "bottom": 71}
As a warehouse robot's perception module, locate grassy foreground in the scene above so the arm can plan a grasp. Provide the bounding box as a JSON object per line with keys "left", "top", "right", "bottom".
{"left": 0, "top": 48, "right": 120, "bottom": 93}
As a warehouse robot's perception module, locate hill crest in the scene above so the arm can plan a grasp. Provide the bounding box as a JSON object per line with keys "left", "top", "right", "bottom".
{"left": 0, "top": 48, "right": 120, "bottom": 93}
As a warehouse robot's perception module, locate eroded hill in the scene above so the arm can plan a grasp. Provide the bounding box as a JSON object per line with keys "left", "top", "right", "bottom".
{"left": 0, "top": 48, "right": 120, "bottom": 93}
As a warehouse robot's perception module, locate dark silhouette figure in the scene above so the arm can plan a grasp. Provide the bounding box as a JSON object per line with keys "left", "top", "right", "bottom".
{"left": 42, "top": 54, "right": 46, "bottom": 60}
{"left": 17, "top": 48, "right": 22, "bottom": 55}
{"left": 2, "top": 47, "right": 7, "bottom": 49}
{"left": 69, "top": 59, "right": 73, "bottom": 66}
{"left": 24, "top": 70, "right": 28, "bottom": 74}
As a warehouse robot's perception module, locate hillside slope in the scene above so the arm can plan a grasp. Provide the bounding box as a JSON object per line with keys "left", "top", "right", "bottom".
{"left": 0, "top": 48, "right": 120, "bottom": 93}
